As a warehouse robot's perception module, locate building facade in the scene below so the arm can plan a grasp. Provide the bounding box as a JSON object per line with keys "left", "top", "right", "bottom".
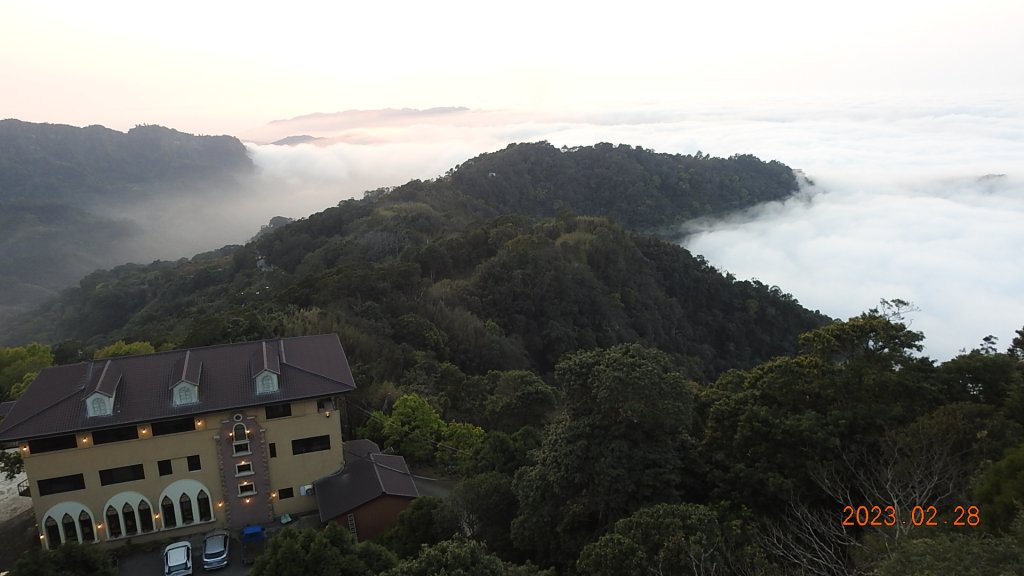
{"left": 0, "top": 334, "right": 356, "bottom": 549}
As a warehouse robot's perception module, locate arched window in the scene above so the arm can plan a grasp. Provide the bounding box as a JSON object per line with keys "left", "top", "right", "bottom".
{"left": 232, "top": 423, "right": 250, "bottom": 455}
{"left": 91, "top": 396, "right": 107, "bottom": 416}
{"left": 161, "top": 496, "right": 177, "bottom": 529}
{"left": 61, "top": 513, "right": 78, "bottom": 543}
{"left": 177, "top": 386, "right": 194, "bottom": 405}
{"left": 138, "top": 500, "right": 154, "bottom": 533}
{"left": 259, "top": 373, "right": 275, "bottom": 393}
{"left": 122, "top": 502, "right": 137, "bottom": 536}
{"left": 105, "top": 506, "right": 122, "bottom": 539}
{"left": 180, "top": 493, "right": 194, "bottom": 524}
{"left": 45, "top": 516, "right": 60, "bottom": 549}
{"left": 197, "top": 490, "right": 212, "bottom": 522}
{"left": 79, "top": 511, "right": 95, "bottom": 542}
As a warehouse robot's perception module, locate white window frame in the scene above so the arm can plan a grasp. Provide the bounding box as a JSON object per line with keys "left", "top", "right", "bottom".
{"left": 232, "top": 423, "right": 251, "bottom": 456}
{"left": 90, "top": 396, "right": 109, "bottom": 416}
{"left": 237, "top": 482, "right": 257, "bottom": 497}
{"left": 235, "top": 462, "right": 254, "bottom": 477}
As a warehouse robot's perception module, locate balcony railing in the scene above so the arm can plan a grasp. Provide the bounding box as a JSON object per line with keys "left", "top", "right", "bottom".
{"left": 17, "top": 479, "right": 30, "bottom": 497}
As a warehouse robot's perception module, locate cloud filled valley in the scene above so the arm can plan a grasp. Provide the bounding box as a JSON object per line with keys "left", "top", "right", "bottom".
{"left": 238, "top": 100, "right": 1024, "bottom": 360}
{"left": 1, "top": 100, "right": 1020, "bottom": 361}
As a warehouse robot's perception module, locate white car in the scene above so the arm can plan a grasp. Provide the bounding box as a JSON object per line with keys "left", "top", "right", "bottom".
{"left": 202, "top": 530, "right": 231, "bottom": 570}
{"left": 164, "top": 541, "right": 193, "bottom": 576}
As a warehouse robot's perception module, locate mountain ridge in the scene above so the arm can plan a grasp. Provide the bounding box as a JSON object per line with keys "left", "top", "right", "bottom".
{"left": 0, "top": 119, "right": 255, "bottom": 327}
{"left": 4, "top": 140, "right": 825, "bottom": 384}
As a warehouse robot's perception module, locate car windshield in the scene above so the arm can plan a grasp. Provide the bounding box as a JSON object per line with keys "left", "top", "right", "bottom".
{"left": 166, "top": 546, "right": 189, "bottom": 571}
{"left": 204, "top": 535, "right": 227, "bottom": 558}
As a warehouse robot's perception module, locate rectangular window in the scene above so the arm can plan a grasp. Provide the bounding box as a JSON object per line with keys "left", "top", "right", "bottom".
{"left": 269, "top": 443, "right": 277, "bottom": 458}
{"left": 238, "top": 482, "right": 257, "bottom": 496}
{"left": 233, "top": 439, "right": 251, "bottom": 456}
{"left": 278, "top": 487, "right": 294, "bottom": 500}
{"left": 99, "top": 464, "right": 145, "bottom": 486}
{"left": 37, "top": 474, "right": 86, "bottom": 496}
{"left": 317, "top": 398, "right": 335, "bottom": 413}
{"left": 28, "top": 435, "right": 78, "bottom": 454}
{"left": 235, "top": 462, "right": 253, "bottom": 477}
{"left": 151, "top": 417, "right": 196, "bottom": 436}
{"left": 265, "top": 403, "right": 292, "bottom": 419}
{"left": 158, "top": 459, "right": 173, "bottom": 476}
{"left": 187, "top": 455, "right": 201, "bottom": 471}
{"left": 291, "top": 435, "right": 331, "bottom": 455}
{"left": 92, "top": 425, "right": 140, "bottom": 445}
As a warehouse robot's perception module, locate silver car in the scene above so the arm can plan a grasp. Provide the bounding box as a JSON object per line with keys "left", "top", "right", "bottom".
{"left": 164, "top": 541, "right": 192, "bottom": 576}
{"left": 202, "top": 530, "right": 231, "bottom": 570}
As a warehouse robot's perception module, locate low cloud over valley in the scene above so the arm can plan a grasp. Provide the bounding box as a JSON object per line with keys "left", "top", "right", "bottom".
{"left": 240, "top": 100, "right": 1024, "bottom": 359}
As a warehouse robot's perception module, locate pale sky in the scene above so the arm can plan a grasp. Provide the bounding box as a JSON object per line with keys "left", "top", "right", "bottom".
{"left": 3, "top": 1, "right": 1024, "bottom": 360}
{"left": 3, "top": 1, "right": 1023, "bottom": 135}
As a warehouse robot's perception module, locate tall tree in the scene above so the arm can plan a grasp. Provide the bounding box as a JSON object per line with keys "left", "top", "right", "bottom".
{"left": 700, "top": 306, "right": 942, "bottom": 512}
{"left": 0, "top": 343, "right": 53, "bottom": 400}
{"left": 382, "top": 539, "right": 553, "bottom": 576}
{"left": 577, "top": 503, "right": 767, "bottom": 576}
{"left": 511, "top": 344, "right": 698, "bottom": 567}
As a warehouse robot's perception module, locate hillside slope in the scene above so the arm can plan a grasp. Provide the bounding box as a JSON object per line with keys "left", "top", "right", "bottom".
{"left": 6, "top": 142, "right": 824, "bottom": 383}
{"left": 0, "top": 120, "right": 254, "bottom": 325}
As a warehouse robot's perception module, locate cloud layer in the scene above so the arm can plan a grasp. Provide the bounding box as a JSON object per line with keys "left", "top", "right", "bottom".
{"left": 239, "top": 99, "right": 1024, "bottom": 360}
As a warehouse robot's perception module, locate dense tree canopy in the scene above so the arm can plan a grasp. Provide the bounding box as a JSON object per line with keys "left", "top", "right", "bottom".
{"left": 382, "top": 539, "right": 553, "bottom": 576}
{"left": 511, "top": 344, "right": 700, "bottom": 566}
{"left": 8, "top": 542, "right": 117, "bottom": 576}
{"left": 0, "top": 342, "right": 52, "bottom": 400}
{"left": 4, "top": 132, "right": 1022, "bottom": 574}
{"left": 577, "top": 503, "right": 766, "bottom": 576}
{"left": 250, "top": 524, "right": 396, "bottom": 576}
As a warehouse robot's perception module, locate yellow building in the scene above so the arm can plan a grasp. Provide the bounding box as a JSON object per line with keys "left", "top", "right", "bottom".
{"left": 0, "top": 334, "right": 356, "bottom": 549}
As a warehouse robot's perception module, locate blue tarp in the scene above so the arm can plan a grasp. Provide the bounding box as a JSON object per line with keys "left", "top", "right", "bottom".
{"left": 241, "top": 525, "right": 266, "bottom": 542}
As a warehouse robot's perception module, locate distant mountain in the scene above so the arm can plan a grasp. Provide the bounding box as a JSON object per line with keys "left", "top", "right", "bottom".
{"left": 243, "top": 107, "right": 474, "bottom": 144}
{"left": 5, "top": 142, "right": 824, "bottom": 383}
{"left": 0, "top": 120, "right": 254, "bottom": 327}
{"left": 270, "top": 135, "right": 325, "bottom": 146}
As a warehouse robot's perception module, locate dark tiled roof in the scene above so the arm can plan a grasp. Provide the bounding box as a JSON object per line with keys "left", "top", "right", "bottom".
{"left": 169, "top": 350, "right": 203, "bottom": 388}
{"left": 0, "top": 334, "right": 356, "bottom": 442}
{"left": 343, "top": 439, "right": 382, "bottom": 461}
{"left": 0, "top": 401, "right": 14, "bottom": 420}
{"left": 315, "top": 442, "right": 419, "bottom": 522}
{"left": 94, "top": 360, "right": 122, "bottom": 396}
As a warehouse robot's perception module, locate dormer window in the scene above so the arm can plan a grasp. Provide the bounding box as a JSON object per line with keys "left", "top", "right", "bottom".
{"left": 256, "top": 371, "right": 278, "bottom": 394}
{"left": 91, "top": 396, "right": 109, "bottom": 416}
{"left": 86, "top": 361, "right": 120, "bottom": 417}
{"left": 172, "top": 382, "right": 199, "bottom": 406}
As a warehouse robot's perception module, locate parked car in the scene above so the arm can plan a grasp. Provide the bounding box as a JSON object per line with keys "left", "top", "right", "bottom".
{"left": 202, "top": 530, "right": 231, "bottom": 570}
{"left": 163, "top": 541, "right": 192, "bottom": 576}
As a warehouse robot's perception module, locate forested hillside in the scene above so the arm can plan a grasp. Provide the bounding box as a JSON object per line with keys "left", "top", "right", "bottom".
{"left": 0, "top": 120, "right": 253, "bottom": 327}
{"left": 4, "top": 142, "right": 821, "bottom": 383}
{"left": 6, "top": 140, "right": 1024, "bottom": 575}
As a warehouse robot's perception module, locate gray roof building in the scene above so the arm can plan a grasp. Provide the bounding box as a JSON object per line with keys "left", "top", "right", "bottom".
{"left": 0, "top": 334, "right": 356, "bottom": 442}
{"left": 315, "top": 440, "right": 420, "bottom": 523}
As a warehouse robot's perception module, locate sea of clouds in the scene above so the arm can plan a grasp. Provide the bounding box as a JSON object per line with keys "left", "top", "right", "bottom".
{"left": 240, "top": 100, "right": 1024, "bottom": 360}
